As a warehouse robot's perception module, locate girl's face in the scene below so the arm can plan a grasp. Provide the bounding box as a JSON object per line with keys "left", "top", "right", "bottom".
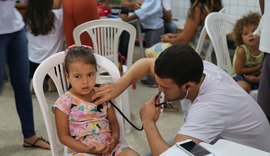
{"left": 66, "top": 61, "right": 96, "bottom": 101}
{"left": 242, "top": 24, "right": 260, "bottom": 47}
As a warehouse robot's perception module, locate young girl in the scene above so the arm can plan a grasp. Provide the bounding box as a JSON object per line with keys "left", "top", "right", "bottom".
{"left": 53, "top": 45, "right": 139, "bottom": 156}
{"left": 232, "top": 13, "right": 264, "bottom": 93}
{"left": 231, "top": 12, "right": 263, "bottom": 93}
{"left": 24, "top": 0, "right": 64, "bottom": 91}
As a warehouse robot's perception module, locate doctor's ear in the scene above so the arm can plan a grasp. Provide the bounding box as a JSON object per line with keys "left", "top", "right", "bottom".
{"left": 183, "top": 81, "right": 196, "bottom": 91}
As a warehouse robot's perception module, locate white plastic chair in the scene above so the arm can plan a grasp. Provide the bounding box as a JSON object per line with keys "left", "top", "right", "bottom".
{"left": 33, "top": 51, "right": 127, "bottom": 156}
{"left": 195, "top": 8, "right": 225, "bottom": 61}
{"left": 205, "top": 12, "right": 258, "bottom": 100}
{"left": 73, "top": 19, "right": 136, "bottom": 133}
{"left": 73, "top": 19, "right": 136, "bottom": 71}
{"left": 205, "top": 12, "right": 234, "bottom": 73}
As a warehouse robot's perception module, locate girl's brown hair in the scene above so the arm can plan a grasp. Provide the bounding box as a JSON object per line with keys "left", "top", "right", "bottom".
{"left": 64, "top": 45, "right": 97, "bottom": 73}
{"left": 233, "top": 12, "right": 261, "bottom": 46}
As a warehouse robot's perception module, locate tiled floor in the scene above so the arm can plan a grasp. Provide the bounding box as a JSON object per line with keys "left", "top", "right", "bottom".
{"left": 0, "top": 47, "right": 183, "bottom": 156}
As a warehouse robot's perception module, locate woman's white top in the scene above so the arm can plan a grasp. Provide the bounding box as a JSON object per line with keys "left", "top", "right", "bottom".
{"left": 27, "top": 9, "right": 65, "bottom": 63}
{"left": 0, "top": 0, "right": 25, "bottom": 34}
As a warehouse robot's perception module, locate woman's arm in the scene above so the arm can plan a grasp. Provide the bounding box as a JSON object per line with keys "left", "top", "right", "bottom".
{"left": 161, "top": 7, "right": 201, "bottom": 44}
{"left": 55, "top": 109, "right": 108, "bottom": 154}
{"left": 106, "top": 105, "right": 120, "bottom": 152}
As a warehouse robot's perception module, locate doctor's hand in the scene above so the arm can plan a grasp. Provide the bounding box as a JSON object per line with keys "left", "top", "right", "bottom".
{"left": 92, "top": 83, "right": 120, "bottom": 105}
{"left": 140, "top": 95, "right": 161, "bottom": 125}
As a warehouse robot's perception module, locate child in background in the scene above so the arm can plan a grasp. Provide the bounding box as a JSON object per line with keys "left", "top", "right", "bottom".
{"left": 53, "top": 45, "right": 139, "bottom": 156}
{"left": 231, "top": 12, "right": 263, "bottom": 93}
{"left": 24, "top": 0, "right": 64, "bottom": 92}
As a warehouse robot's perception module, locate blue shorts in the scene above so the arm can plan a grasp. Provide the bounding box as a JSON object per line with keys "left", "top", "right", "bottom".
{"left": 233, "top": 75, "right": 259, "bottom": 90}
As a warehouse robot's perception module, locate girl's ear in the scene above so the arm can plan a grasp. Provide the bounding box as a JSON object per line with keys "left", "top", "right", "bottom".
{"left": 65, "top": 71, "right": 69, "bottom": 78}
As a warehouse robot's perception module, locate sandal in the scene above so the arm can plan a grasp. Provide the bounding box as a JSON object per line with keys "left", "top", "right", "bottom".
{"left": 23, "top": 136, "right": 50, "bottom": 150}
{"left": 163, "top": 103, "right": 179, "bottom": 112}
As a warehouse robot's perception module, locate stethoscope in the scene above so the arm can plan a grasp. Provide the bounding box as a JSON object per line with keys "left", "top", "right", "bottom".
{"left": 96, "top": 100, "right": 143, "bottom": 131}
{"left": 96, "top": 89, "right": 185, "bottom": 131}
{"left": 94, "top": 84, "right": 144, "bottom": 131}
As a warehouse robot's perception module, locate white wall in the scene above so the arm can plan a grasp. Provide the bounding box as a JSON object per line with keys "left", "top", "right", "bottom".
{"left": 171, "top": 0, "right": 261, "bottom": 23}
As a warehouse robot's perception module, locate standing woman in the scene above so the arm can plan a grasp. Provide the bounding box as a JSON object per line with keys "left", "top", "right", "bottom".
{"left": 24, "top": 0, "right": 64, "bottom": 88}
{"left": 0, "top": 0, "right": 50, "bottom": 149}
{"left": 62, "top": 0, "right": 100, "bottom": 46}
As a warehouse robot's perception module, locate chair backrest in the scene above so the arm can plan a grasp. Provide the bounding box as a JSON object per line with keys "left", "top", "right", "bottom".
{"left": 32, "top": 51, "right": 126, "bottom": 156}
{"left": 196, "top": 8, "right": 225, "bottom": 61}
{"left": 205, "top": 12, "right": 235, "bottom": 73}
{"left": 73, "top": 19, "right": 136, "bottom": 69}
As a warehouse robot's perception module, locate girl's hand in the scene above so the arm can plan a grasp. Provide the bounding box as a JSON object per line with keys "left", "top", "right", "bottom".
{"left": 87, "top": 143, "right": 109, "bottom": 155}
{"left": 244, "top": 75, "right": 259, "bottom": 83}
{"left": 106, "top": 136, "right": 119, "bottom": 153}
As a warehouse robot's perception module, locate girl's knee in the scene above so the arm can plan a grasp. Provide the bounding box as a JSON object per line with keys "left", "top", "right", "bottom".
{"left": 118, "top": 147, "right": 140, "bottom": 156}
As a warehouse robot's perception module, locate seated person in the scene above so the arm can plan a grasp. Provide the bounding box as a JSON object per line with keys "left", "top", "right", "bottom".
{"left": 119, "top": 0, "right": 164, "bottom": 88}
{"left": 53, "top": 45, "right": 139, "bottom": 156}
{"left": 145, "top": 0, "right": 223, "bottom": 59}
{"left": 119, "top": 0, "right": 164, "bottom": 49}
{"left": 231, "top": 12, "right": 263, "bottom": 93}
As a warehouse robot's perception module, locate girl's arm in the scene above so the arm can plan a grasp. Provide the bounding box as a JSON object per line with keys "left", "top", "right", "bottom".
{"left": 234, "top": 47, "right": 262, "bottom": 75}
{"left": 55, "top": 109, "right": 108, "bottom": 154}
{"left": 106, "top": 104, "right": 120, "bottom": 152}
{"left": 161, "top": 7, "right": 201, "bottom": 44}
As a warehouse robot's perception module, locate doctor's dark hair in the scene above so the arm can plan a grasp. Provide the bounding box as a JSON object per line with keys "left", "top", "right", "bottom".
{"left": 64, "top": 45, "right": 97, "bottom": 73}
{"left": 154, "top": 44, "right": 204, "bottom": 88}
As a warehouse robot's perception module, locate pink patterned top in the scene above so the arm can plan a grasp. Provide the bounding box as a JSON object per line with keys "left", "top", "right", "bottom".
{"left": 53, "top": 91, "right": 111, "bottom": 148}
